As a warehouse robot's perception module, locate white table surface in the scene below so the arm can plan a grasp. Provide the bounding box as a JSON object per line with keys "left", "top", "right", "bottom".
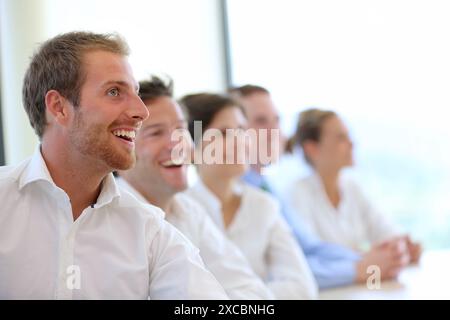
{"left": 319, "top": 249, "right": 450, "bottom": 300}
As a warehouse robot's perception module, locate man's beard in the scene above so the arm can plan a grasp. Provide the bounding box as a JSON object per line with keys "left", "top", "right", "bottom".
{"left": 69, "top": 111, "right": 136, "bottom": 171}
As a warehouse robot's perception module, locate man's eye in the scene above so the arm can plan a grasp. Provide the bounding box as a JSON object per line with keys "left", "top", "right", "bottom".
{"left": 107, "top": 88, "right": 120, "bottom": 97}
{"left": 148, "top": 130, "right": 163, "bottom": 136}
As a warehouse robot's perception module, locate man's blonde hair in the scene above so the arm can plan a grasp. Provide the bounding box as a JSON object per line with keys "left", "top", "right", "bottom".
{"left": 22, "top": 31, "right": 130, "bottom": 139}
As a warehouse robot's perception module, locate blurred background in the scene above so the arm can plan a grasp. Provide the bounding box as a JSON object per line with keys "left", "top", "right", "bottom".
{"left": 1, "top": 0, "right": 449, "bottom": 249}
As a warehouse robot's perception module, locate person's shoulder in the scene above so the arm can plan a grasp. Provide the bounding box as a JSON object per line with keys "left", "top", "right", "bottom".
{"left": 182, "top": 184, "right": 202, "bottom": 199}
{"left": 116, "top": 187, "right": 165, "bottom": 220}
{"left": 0, "top": 164, "right": 18, "bottom": 182}
{"left": 242, "top": 184, "right": 291, "bottom": 231}
{"left": 340, "top": 174, "right": 361, "bottom": 188}
{"left": 288, "top": 174, "right": 318, "bottom": 198}
{"left": 340, "top": 173, "right": 365, "bottom": 197}
{"left": 172, "top": 193, "right": 210, "bottom": 220}
{"left": 0, "top": 159, "right": 30, "bottom": 188}
{"left": 294, "top": 174, "right": 316, "bottom": 188}
{"left": 173, "top": 192, "right": 202, "bottom": 210}
{"left": 242, "top": 183, "right": 279, "bottom": 211}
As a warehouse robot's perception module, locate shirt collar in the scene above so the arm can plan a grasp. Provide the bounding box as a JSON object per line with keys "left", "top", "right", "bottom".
{"left": 242, "top": 169, "right": 273, "bottom": 193}
{"left": 95, "top": 173, "right": 121, "bottom": 208}
{"left": 242, "top": 169, "right": 264, "bottom": 187}
{"left": 191, "top": 179, "right": 222, "bottom": 215}
{"left": 189, "top": 179, "right": 245, "bottom": 229}
{"left": 19, "top": 145, "right": 56, "bottom": 190}
{"left": 115, "top": 176, "right": 150, "bottom": 205}
{"left": 19, "top": 144, "right": 120, "bottom": 208}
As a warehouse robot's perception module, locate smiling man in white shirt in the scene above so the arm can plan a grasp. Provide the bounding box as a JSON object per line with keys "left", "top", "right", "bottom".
{"left": 0, "top": 31, "right": 228, "bottom": 299}
{"left": 117, "top": 76, "right": 273, "bottom": 300}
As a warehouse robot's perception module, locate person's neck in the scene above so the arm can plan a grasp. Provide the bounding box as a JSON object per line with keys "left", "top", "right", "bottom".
{"left": 41, "top": 138, "right": 108, "bottom": 221}
{"left": 201, "top": 173, "right": 237, "bottom": 205}
{"left": 316, "top": 167, "right": 341, "bottom": 208}
{"left": 201, "top": 173, "right": 241, "bottom": 228}
{"left": 122, "top": 173, "right": 173, "bottom": 214}
{"left": 250, "top": 163, "right": 263, "bottom": 175}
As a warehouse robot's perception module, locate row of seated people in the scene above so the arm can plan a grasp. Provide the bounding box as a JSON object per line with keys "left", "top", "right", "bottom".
{"left": 0, "top": 31, "right": 420, "bottom": 299}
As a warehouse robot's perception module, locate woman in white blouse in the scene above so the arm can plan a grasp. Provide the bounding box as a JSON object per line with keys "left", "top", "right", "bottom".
{"left": 180, "top": 93, "right": 318, "bottom": 300}
{"left": 286, "top": 108, "right": 421, "bottom": 261}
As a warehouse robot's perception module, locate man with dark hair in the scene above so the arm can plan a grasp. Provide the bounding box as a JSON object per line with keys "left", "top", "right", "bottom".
{"left": 138, "top": 75, "right": 174, "bottom": 101}
{"left": 232, "top": 84, "right": 408, "bottom": 289}
{"left": 229, "top": 84, "right": 269, "bottom": 97}
{"left": 117, "top": 76, "right": 273, "bottom": 299}
{"left": 0, "top": 31, "right": 228, "bottom": 299}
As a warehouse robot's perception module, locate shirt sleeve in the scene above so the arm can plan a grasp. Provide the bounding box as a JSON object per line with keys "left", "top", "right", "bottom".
{"left": 146, "top": 214, "right": 229, "bottom": 300}
{"left": 286, "top": 183, "right": 319, "bottom": 237}
{"left": 280, "top": 200, "right": 361, "bottom": 289}
{"left": 353, "top": 181, "right": 400, "bottom": 245}
{"left": 197, "top": 206, "right": 275, "bottom": 300}
{"left": 305, "top": 243, "right": 361, "bottom": 289}
{"left": 264, "top": 203, "right": 319, "bottom": 299}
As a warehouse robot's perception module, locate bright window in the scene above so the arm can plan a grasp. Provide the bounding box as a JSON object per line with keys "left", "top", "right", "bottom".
{"left": 226, "top": 0, "right": 450, "bottom": 249}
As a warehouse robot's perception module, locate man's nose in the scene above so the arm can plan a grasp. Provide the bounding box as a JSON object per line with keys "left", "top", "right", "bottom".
{"left": 128, "top": 94, "right": 149, "bottom": 121}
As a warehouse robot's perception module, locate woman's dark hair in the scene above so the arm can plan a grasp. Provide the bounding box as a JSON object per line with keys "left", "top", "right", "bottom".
{"left": 178, "top": 93, "right": 244, "bottom": 146}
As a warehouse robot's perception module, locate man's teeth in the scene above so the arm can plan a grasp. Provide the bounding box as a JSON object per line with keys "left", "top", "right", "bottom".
{"left": 161, "top": 159, "right": 183, "bottom": 167}
{"left": 112, "top": 129, "right": 136, "bottom": 139}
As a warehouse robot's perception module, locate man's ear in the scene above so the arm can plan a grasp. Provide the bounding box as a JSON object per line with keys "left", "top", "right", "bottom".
{"left": 45, "top": 90, "right": 73, "bottom": 127}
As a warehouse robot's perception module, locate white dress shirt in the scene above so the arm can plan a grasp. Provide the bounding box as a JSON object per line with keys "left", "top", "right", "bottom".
{"left": 288, "top": 173, "right": 399, "bottom": 251}
{"left": 116, "top": 178, "right": 274, "bottom": 300}
{"left": 184, "top": 181, "right": 318, "bottom": 300}
{"left": 0, "top": 146, "right": 228, "bottom": 300}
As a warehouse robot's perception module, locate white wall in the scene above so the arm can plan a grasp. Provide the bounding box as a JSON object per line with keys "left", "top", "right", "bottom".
{"left": 0, "top": 0, "right": 47, "bottom": 165}
{"left": 1, "top": 0, "right": 226, "bottom": 164}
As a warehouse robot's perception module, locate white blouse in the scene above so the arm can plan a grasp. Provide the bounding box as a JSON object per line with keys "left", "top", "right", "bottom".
{"left": 116, "top": 178, "right": 274, "bottom": 300}
{"left": 288, "top": 173, "right": 399, "bottom": 251}
{"left": 184, "top": 180, "right": 318, "bottom": 300}
{"left": 0, "top": 146, "right": 228, "bottom": 299}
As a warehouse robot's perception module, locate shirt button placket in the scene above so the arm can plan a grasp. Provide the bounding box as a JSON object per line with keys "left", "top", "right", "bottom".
{"left": 56, "top": 194, "right": 76, "bottom": 300}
